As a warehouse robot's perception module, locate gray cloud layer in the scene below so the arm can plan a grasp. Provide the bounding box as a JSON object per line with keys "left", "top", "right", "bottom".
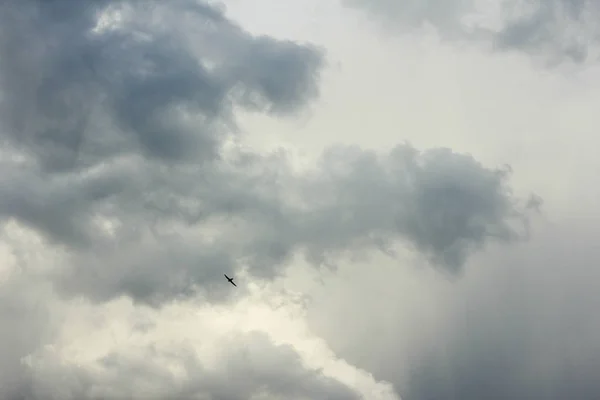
{"left": 0, "top": 0, "right": 535, "bottom": 307}
{"left": 36, "top": 143, "right": 533, "bottom": 306}
{"left": 404, "top": 225, "right": 600, "bottom": 400}
{"left": 307, "top": 222, "right": 600, "bottom": 400}
{"left": 0, "top": 1, "right": 544, "bottom": 398}
{"left": 405, "top": 242, "right": 600, "bottom": 399}
{"left": 344, "top": 0, "right": 600, "bottom": 64}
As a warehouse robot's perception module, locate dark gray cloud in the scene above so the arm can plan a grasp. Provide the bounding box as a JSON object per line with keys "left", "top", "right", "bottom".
{"left": 294, "top": 145, "right": 528, "bottom": 271}
{"left": 0, "top": 0, "right": 322, "bottom": 170}
{"left": 0, "top": 0, "right": 535, "bottom": 308}
{"left": 0, "top": 0, "right": 322, "bottom": 300}
{"left": 404, "top": 231, "right": 600, "bottom": 400}
{"left": 344, "top": 0, "right": 600, "bottom": 64}
{"left": 0, "top": 0, "right": 320, "bottom": 250}
{"left": 50, "top": 143, "right": 533, "bottom": 305}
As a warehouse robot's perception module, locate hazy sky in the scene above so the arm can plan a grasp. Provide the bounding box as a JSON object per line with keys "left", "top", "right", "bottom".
{"left": 0, "top": 1, "right": 599, "bottom": 399}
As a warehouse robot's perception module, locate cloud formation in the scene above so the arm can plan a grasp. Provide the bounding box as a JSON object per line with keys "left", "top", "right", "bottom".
{"left": 0, "top": 0, "right": 323, "bottom": 169}
{"left": 0, "top": 1, "right": 543, "bottom": 398}
{"left": 0, "top": 1, "right": 535, "bottom": 308}
{"left": 344, "top": 0, "right": 600, "bottom": 64}
{"left": 0, "top": 0, "right": 321, "bottom": 299}
{"left": 0, "top": 272, "right": 400, "bottom": 400}
{"left": 0, "top": 0, "right": 321, "bottom": 250}
{"left": 26, "top": 143, "right": 533, "bottom": 306}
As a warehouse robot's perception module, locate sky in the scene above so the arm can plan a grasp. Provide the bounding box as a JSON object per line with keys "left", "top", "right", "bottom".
{"left": 0, "top": 0, "right": 599, "bottom": 399}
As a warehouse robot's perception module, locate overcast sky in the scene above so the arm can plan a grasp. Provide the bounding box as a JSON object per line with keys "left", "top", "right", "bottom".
{"left": 0, "top": 0, "right": 599, "bottom": 399}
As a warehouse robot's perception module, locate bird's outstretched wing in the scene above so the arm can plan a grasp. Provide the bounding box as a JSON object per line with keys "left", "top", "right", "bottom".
{"left": 224, "top": 274, "right": 237, "bottom": 287}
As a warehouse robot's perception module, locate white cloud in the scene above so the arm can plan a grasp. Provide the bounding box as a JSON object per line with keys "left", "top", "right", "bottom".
{"left": 13, "top": 280, "right": 399, "bottom": 399}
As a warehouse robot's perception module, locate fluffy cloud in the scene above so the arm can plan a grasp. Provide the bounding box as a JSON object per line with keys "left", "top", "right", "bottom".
{"left": 344, "top": 0, "right": 600, "bottom": 63}
{"left": 0, "top": 270, "right": 400, "bottom": 399}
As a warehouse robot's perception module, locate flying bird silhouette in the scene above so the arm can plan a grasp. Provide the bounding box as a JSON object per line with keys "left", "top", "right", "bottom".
{"left": 224, "top": 274, "right": 237, "bottom": 287}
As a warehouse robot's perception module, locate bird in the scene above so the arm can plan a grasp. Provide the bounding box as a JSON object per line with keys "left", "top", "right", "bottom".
{"left": 224, "top": 274, "right": 237, "bottom": 287}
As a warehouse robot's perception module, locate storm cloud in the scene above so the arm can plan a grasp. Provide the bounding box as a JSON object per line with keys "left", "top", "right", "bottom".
{"left": 0, "top": 0, "right": 323, "bottom": 298}
{"left": 0, "top": 0, "right": 534, "bottom": 307}
{"left": 307, "top": 222, "right": 600, "bottom": 400}
{"left": 0, "top": 0, "right": 323, "bottom": 168}
{"left": 0, "top": 1, "right": 548, "bottom": 398}
{"left": 38, "top": 143, "right": 533, "bottom": 305}
{"left": 0, "top": 0, "right": 322, "bottom": 250}
{"left": 404, "top": 223, "right": 600, "bottom": 400}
